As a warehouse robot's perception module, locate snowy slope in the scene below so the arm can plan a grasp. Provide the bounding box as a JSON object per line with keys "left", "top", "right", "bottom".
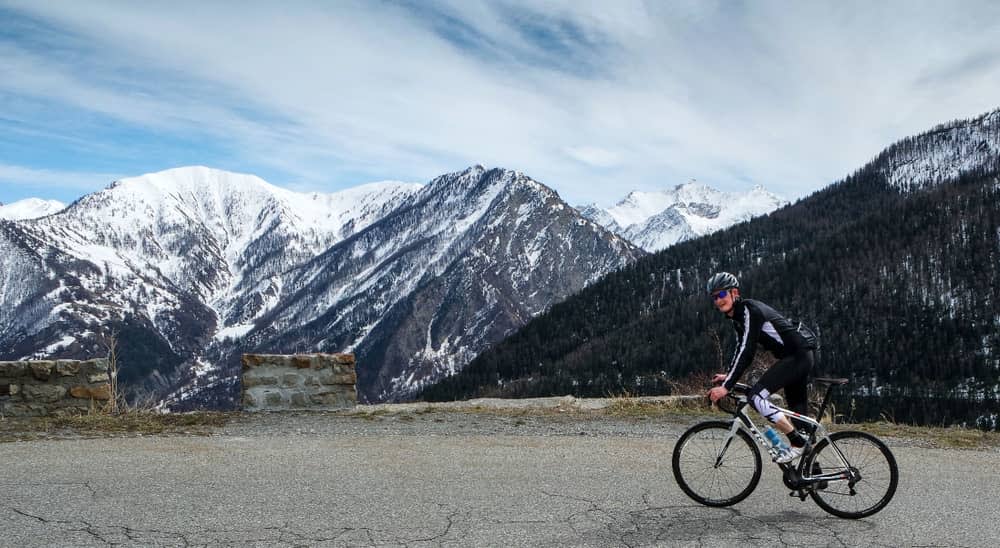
{"left": 0, "top": 164, "right": 640, "bottom": 407}
{"left": 579, "top": 180, "right": 787, "bottom": 252}
{"left": 197, "top": 166, "right": 643, "bottom": 404}
{"left": 0, "top": 198, "right": 66, "bottom": 220}
{"left": 0, "top": 167, "right": 421, "bottom": 397}
{"left": 875, "top": 109, "right": 1000, "bottom": 191}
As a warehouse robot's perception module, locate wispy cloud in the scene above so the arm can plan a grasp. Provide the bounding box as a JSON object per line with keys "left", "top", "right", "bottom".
{"left": 0, "top": 163, "right": 123, "bottom": 195}
{"left": 2, "top": 0, "right": 999, "bottom": 206}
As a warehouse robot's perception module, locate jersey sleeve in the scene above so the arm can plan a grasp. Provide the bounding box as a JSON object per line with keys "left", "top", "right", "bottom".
{"left": 722, "top": 303, "right": 761, "bottom": 390}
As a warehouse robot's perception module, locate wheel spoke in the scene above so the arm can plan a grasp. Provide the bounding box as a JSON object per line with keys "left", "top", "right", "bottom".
{"left": 673, "top": 422, "right": 762, "bottom": 507}
{"left": 807, "top": 431, "right": 898, "bottom": 518}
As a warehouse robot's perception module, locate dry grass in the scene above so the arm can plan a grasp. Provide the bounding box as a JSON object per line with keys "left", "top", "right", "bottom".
{"left": 847, "top": 421, "right": 1000, "bottom": 450}
{"left": 0, "top": 411, "right": 234, "bottom": 442}
{"left": 605, "top": 393, "right": 710, "bottom": 418}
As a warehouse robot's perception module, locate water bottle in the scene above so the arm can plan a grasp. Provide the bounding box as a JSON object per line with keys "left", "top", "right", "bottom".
{"left": 764, "top": 427, "right": 784, "bottom": 449}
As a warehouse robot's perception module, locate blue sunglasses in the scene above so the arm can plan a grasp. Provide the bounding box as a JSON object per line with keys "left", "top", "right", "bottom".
{"left": 711, "top": 289, "right": 731, "bottom": 301}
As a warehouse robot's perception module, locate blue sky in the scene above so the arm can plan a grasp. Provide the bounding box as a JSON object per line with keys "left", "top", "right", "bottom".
{"left": 2, "top": 1, "right": 999, "bottom": 207}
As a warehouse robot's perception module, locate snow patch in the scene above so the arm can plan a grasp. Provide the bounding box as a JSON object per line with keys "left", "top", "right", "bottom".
{"left": 0, "top": 198, "right": 66, "bottom": 220}
{"left": 44, "top": 335, "right": 76, "bottom": 353}
{"left": 214, "top": 323, "right": 255, "bottom": 341}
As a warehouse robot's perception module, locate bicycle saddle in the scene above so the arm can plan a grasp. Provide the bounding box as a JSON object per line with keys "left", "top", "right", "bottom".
{"left": 812, "top": 377, "right": 848, "bottom": 385}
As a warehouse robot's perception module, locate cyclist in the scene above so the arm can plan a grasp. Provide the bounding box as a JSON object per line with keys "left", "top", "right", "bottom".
{"left": 705, "top": 272, "right": 817, "bottom": 463}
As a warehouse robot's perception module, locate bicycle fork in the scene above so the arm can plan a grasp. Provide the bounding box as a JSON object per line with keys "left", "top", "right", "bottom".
{"left": 714, "top": 420, "right": 744, "bottom": 468}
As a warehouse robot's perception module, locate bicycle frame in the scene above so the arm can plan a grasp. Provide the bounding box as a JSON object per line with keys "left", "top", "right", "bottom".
{"left": 722, "top": 390, "right": 859, "bottom": 488}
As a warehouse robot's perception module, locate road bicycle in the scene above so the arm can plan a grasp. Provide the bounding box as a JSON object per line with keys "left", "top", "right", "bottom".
{"left": 671, "top": 377, "right": 898, "bottom": 519}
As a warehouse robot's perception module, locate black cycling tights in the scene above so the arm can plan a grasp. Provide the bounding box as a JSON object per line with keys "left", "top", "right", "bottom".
{"left": 748, "top": 350, "right": 814, "bottom": 423}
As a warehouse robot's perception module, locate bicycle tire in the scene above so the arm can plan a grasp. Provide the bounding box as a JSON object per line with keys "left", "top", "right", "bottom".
{"left": 805, "top": 430, "right": 898, "bottom": 519}
{"left": 672, "top": 421, "right": 762, "bottom": 507}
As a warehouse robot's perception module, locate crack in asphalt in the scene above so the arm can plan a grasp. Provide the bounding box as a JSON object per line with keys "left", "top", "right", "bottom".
{"left": 2, "top": 481, "right": 99, "bottom": 498}
{"left": 405, "top": 503, "right": 464, "bottom": 545}
{"left": 6, "top": 504, "right": 467, "bottom": 547}
{"left": 533, "top": 488, "right": 901, "bottom": 547}
{"left": 0, "top": 495, "right": 947, "bottom": 548}
{"left": 0, "top": 484, "right": 926, "bottom": 547}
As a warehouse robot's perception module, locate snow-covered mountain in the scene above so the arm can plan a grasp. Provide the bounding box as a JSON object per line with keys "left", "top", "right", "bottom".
{"left": 0, "top": 167, "right": 422, "bottom": 399}
{"left": 0, "top": 165, "right": 641, "bottom": 406}
{"left": 578, "top": 180, "right": 787, "bottom": 252}
{"left": 873, "top": 109, "right": 1000, "bottom": 192}
{"left": 0, "top": 198, "right": 66, "bottom": 220}
{"left": 186, "top": 166, "right": 643, "bottom": 405}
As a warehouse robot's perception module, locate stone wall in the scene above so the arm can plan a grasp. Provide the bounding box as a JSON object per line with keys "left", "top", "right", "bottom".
{"left": 0, "top": 359, "right": 111, "bottom": 417}
{"left": 242, "top": 353, "right": 357, "bottom": 411}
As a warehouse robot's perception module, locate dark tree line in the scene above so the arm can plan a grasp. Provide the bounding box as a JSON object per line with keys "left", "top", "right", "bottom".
{"left": 421, "top": 163, "right": 1000, "bottom": 429}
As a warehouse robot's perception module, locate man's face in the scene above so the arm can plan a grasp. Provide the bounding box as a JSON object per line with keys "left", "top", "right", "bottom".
{"left": 712, "top": 288, "right": 739, "bottom": 316}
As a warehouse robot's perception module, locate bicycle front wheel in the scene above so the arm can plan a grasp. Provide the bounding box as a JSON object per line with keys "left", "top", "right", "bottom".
{"left": 672, "top": 421, "right": 762, "bottom": 507}
{"left": 805, "top": 430, "right": 899, "bottom": 519}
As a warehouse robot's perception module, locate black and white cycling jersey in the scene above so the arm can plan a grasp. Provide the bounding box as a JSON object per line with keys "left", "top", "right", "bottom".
{"left": 721, "top": 298, "right": 817, "bottom": 391}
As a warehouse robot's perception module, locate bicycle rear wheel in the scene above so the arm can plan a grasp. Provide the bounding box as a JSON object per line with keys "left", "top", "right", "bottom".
{"left": 672, "top": 421, "right": 762, "bottom": 507}
{"left": 805, "top": 431, "right": 898, "bottom": 519}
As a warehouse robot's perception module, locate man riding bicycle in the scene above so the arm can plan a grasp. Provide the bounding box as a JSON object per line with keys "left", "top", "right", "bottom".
{"left": 705, "top": 272, "right": 817, "bottom": 463}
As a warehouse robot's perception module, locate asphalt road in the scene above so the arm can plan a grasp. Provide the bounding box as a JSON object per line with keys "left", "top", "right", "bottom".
{"left": 2, "top": 411, "right": 999, "bottom": 547}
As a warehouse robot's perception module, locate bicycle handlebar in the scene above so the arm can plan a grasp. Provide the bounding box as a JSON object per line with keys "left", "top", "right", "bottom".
{"left": 729, "top": 382, "right": 751, "bottom": 395}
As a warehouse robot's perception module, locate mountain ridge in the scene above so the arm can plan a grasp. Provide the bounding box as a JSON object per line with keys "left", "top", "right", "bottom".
{"left": 0, "top": 198, "right": 67, "bottom": 220}
{"left": 0, "top": 164, "right": 647, "bottom": 407}
{"left": 184, "top": 165, "right": 643, "bottom": 405}
{"left": 420, "top": 107, "right": 1000, "bottom": 429}
{"left": 578, "top": 180, "right": 786, "bottom": 252}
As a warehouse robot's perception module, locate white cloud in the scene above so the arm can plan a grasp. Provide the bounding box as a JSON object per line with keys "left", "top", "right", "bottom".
{"left": 564, "top": 146, "right": 621, "bottom": 168}
{"left": 2, "top": 1, "right": 999, "bottom": 207}
{"left": 0, "top": 164, "right": 122, "bottom": 194}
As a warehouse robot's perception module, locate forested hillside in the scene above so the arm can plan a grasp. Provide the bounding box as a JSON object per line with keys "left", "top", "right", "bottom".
{"left": 422, "top": 114, "right": 1000, "bottom": 429}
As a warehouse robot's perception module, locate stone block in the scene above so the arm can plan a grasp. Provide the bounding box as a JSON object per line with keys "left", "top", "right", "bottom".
{"left": 242, "top": 391, "right": 258, "bottom": 408}
{"left": 264, "top": 391, "right": 284, "bottom": 406}
{"left": 330, "top": 361, "right": 357, "bottom": 375}
{"left": 292, "top": 356, "right": 313, "bottom": 369}
{"left": 22, "top": 384, "right": 67, "bottom": 403}
{"left": 89, "top": 373, "right": 109, "bottom": 384}
{"left": 69, "top": 384, "right": 111, "bottom": 401}
{"left": 29, "top": 362, "right": 55, "bottom": 381}
{"left": 9, "top": 384, "right": 20, "bottom": 397}
{"left": 281, "top": 373, "right": 301, "bottom": 387}
{"left": 242, "top": 354, "right": 267, "bottom": 370}
{"left": 309, "top": 390, "right": 354, "bottom": 407}
{"left": 242, "top": 375, "right": 265, "bottom": 388}
{"left": 56, "top": 360, "right": 81, "bottom": 376}
{"left": 248, "top": 375, "right": 278, "bottom": 387}
{"left": 319, "top": 371, "right": 357, "bottom": 385}
{"left": 0, "top": 362, "right": 27, "bottom": 377}
{"left": 290, "top": 392, "right": 309, "bottom": 407}
{"left": 90, "top": 384, "right": 111, "bottom": 401}
{"left": 83, "top": 359, "right": 109, "bottom": 375}
{"left": 331, "top": 353, "right": 356, "bottom": 365}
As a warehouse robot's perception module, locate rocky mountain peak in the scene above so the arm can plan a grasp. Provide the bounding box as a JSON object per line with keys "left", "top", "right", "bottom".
{"left": 581, "top": 181, "right": 786, "bottom": 252}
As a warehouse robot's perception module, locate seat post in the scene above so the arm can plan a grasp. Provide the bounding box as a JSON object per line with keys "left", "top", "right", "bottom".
{"left": 811, "top": 377, "right": 849, "bottom": 426}
{"left": 814, "top": 382, "right": 840, "bottom": 425}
